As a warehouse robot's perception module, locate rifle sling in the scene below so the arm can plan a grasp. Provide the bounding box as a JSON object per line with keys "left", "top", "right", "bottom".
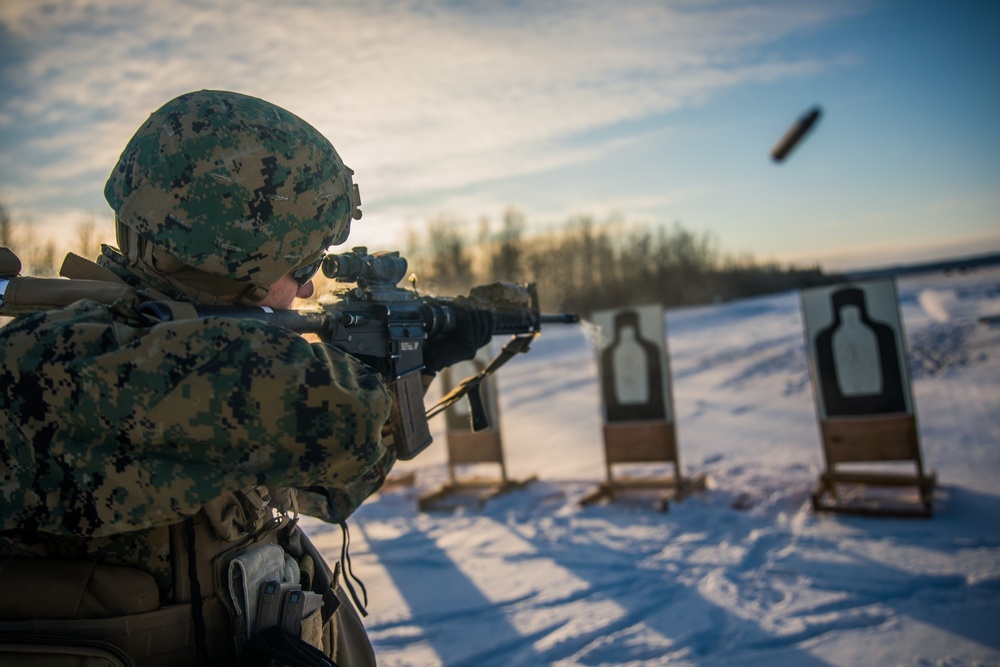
{"left": 425, "top": 332, "right": 537, "bottom": 430}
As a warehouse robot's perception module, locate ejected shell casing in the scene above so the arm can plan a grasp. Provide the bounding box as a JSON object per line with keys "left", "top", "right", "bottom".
{"left": 771, "top": 106, "right": 822, "bottom": 163}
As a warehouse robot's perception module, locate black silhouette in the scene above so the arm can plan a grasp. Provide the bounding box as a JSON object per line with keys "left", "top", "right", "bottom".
{"left": 814, "top": 287, "right": 906, "bottom": 416}
{"left": 601, "top": 310, "right": 666, "bottom": 422}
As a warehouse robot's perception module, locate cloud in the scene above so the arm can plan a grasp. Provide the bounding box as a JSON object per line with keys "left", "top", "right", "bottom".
{"left": 0, "top": 0, "right": 860, "bottom": 230}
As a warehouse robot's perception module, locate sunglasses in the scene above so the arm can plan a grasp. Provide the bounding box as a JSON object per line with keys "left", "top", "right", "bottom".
{"left": 292, "top": 254, "right": 325, "bottom": 286}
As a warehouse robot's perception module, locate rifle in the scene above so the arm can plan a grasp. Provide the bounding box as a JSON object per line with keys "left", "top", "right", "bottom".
{"left": 138, "top": 247, "right": 579, "bottom": 460}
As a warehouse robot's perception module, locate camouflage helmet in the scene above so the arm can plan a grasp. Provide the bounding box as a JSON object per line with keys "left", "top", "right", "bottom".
{"left": 105, "top": 90, "right": 362, "bottom": 292}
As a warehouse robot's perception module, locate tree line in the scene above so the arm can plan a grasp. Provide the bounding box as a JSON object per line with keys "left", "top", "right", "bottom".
{"left": 402, "top": 208, "right": 845, "bottom": 316}
{"left": 1, "top": 199, "right": 845, "bottom": 317}
{"left": 0, "top": 200, "right": 102, "bottom": 277}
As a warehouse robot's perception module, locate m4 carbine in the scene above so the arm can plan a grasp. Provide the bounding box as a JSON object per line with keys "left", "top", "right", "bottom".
{"left": 139, "top": 247, "right": 578, "bottom": 460}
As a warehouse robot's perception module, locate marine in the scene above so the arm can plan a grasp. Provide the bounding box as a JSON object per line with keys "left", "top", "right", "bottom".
{"left": 0, "top": 90, "right": 488, "bottom": 666}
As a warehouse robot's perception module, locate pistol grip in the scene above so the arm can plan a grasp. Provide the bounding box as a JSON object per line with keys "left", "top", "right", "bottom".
{"left": 468, "top": 385, "right": 491, "bottom": 432}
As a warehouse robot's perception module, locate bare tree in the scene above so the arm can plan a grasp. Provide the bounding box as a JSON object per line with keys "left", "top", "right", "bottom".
{"left": 426, "top": 216, "right": 473, "bottom": 292}
{"left": 75, "top": 215, "right": 100, "bottom": 259}
{"left": 25, "top": 239, "right": 57, "bottom": 277}
{"left": 0, "top": 201, "right": 14, "bottom": 248}
{"left": 489, "top": 207, "right": 526, "bottom": 282}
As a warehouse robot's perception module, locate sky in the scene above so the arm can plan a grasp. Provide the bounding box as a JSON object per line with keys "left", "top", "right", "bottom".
{"left": 1, "top": 0, "right": 998, "bottom": 272}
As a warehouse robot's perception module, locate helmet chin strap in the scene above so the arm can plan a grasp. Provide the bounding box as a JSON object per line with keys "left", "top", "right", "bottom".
{"left": 116, "top": 218, "right": 270, "bottom": 306}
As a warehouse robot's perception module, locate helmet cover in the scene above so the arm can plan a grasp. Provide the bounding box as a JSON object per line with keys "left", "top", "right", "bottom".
{"left": 105, "top": 90, "right": 361, "bottom": 288}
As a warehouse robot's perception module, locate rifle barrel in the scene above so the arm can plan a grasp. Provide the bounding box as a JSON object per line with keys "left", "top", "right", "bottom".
{"left": 539, "top": 313, "right": 580, "bottom": 324}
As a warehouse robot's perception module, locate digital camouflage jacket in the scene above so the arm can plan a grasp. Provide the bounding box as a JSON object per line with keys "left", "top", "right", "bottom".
{"left": 0, "top": 297, "right": 395, "bottom": 587}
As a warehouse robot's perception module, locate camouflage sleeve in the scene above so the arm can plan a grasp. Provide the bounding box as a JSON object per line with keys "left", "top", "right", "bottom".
{"left": 0, "top": 300, "right": 394, "bottom": 538}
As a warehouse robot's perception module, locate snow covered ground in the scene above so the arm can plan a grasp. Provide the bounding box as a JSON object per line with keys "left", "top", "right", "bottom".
{"left": 304, "top": 266, "right": 1000, "bottom": 666}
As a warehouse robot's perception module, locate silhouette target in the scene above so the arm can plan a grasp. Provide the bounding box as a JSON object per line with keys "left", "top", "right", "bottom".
{"left": 813, "top": 287, "right": 906, "bottom": 416}
{"left": 595, "top": 307, "right": 671, "bottom": 423}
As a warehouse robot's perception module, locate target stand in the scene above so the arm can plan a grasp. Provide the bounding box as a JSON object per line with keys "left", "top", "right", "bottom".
{"left": 801, "top": 279, "right": 936, "bottom": 518}
{"left": 381, "top": 470, "right": 417, "bottom": 490}
{"left": 417, "top": 430, "right": 536, "bottom": 511}
{"left": 811, "top": 413, "right": 936, "bottom": 518}
{"left": 580, "top": 420, "right": 706, "bottom": 512}
{"left": 417, "top": 352, "right": 535, "bottom": 511}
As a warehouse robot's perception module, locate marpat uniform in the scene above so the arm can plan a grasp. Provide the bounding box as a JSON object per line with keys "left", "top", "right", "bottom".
{"left": 0, "top": 91, "right": 392, "bottom": 666}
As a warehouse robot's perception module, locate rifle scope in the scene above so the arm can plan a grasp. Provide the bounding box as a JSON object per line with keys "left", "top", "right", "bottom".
{"left": 322, "top": 247, "right": 408, "bottom": 287}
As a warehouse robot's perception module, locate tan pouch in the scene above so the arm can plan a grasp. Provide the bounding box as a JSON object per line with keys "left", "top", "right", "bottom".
{"left": 0, "top": 603, "right": 195, "bottom": 667}
{"left": 0, "top": 638, "right": 135, "bottom": 667}
{"left": 300, "top": 608, "right": 324, "bottom": 652}
{"left": 0, "top": 557, "right": 158, "bottom": 619}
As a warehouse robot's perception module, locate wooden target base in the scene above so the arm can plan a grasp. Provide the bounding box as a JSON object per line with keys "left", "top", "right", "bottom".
{"left": 580, "top": 421, "right": 705, "bottom": 512}
{"left": 811, "top": 414, "right": 936, "bottom": 517}
{"left": 417, "top": 431, "right": 536, "bottom": 511}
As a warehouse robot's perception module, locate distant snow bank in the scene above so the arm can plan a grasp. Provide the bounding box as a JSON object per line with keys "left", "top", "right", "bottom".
{"left": 918, "top": 289, "right": 957, "bottom": 323}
